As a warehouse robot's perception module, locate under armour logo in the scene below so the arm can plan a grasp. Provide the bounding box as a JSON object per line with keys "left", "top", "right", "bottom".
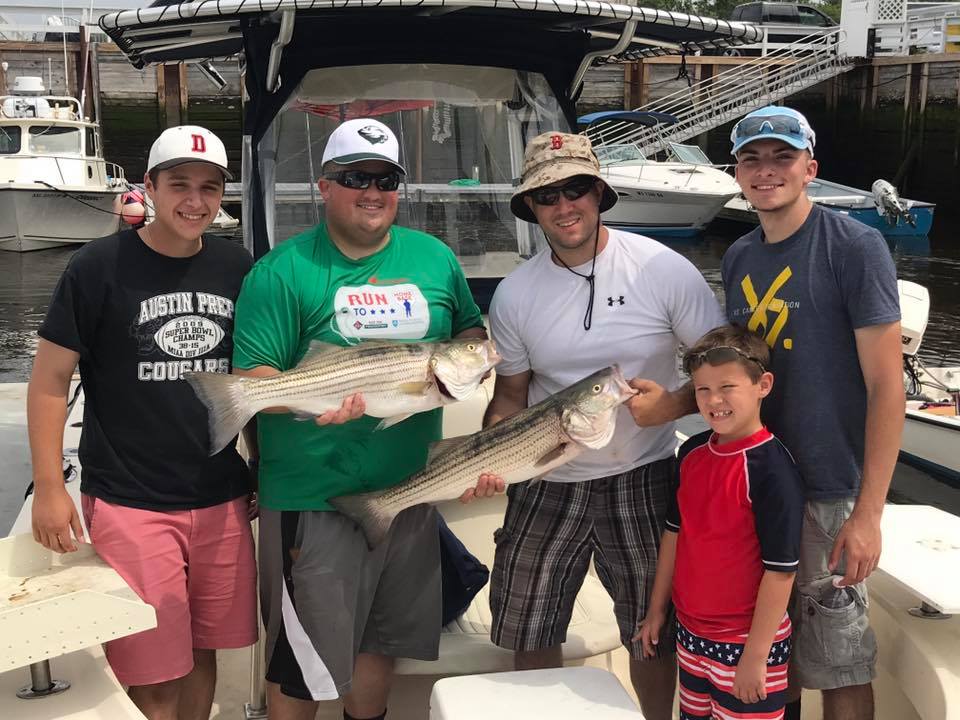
{"left": 551, "top": 135, "right": 563, "bottom": 150}
{"left": 190, "top": 134, "right": 206, "bottom": 153}
{"left": 607, "top": 296, "right": 625, "bottom": 306}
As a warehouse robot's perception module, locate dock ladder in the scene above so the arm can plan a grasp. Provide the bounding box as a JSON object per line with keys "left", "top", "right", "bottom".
{"left": 587, "top": 28, "right": 855, "bottom": 156}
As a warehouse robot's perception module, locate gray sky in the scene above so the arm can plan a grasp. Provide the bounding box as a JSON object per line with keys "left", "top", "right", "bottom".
{"left": 0, "top": 0, "right": 152, "bottom": 22}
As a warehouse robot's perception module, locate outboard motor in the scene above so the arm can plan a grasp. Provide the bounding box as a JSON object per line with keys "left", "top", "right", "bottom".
{"left": 899, "top": 279, "right": 929, "bottom": 358}
{"left": 898, "top": 280, "right": 959, "bottom": 402}
{"left": 872, "top": 179, "right": 917, "bottom": 228}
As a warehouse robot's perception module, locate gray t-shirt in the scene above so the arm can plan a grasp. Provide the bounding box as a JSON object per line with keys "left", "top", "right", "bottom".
{"left": 722, "top": 204, "right": 900, "bottom": 499}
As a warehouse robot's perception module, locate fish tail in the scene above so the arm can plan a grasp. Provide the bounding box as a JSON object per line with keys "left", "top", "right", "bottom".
{"left": 183, "top": 371, "right": 253, "bottom": 456}
{"left": 328, "top": 492, "right": 395, "bottom": 549}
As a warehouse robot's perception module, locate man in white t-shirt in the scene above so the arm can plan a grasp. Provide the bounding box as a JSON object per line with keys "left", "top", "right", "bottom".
{"left": 462, "top": 131, "right": 724, "bottom": 720}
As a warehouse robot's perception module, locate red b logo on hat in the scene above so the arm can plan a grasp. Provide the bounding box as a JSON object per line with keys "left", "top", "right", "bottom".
{"left": 551, "top": 135, "right": 563, "bottom": 150}
{"left": 191, "top": 134, "right": 206, "bottom": 153}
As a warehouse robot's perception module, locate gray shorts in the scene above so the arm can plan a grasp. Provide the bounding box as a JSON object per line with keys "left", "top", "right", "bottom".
{"left": 489, "top": 458, "right": 676, "bottom": 660}
{"left": 790, "top": 497, "right": 878, "bottom": 690}
{"left": 259, "top": 505, "right": 441, "bottom": 701}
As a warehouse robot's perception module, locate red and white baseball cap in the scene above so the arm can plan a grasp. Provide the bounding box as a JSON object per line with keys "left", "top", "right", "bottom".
{"left": 321, "top": 118, "right": 405, "bottom": 174}
{"left": 147, "top": 125, "right": 233, "bottom": 179}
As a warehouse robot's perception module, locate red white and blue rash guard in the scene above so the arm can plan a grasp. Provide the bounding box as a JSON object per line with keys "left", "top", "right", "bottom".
{"left": 667, "top": 427, "right": 804, "bottom": 637}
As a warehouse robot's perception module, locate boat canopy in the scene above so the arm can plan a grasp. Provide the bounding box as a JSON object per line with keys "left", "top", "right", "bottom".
{"left": 98, "top": 0, "right": 760, "bottom": 273}
{"left": 99, "top": 1, "right": 761, "bottom": 102}
{"left": 578, "top": 110, "right": 679, "bottom": 127}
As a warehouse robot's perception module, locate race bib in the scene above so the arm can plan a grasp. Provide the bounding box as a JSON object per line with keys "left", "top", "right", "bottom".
{"left": 334, "top": 283, "right": 429, "bottom": 339}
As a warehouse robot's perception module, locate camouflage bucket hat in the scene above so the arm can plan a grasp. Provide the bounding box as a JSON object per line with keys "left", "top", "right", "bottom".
{"left": 510, "top": 131, "right": 619, "bottom": 223}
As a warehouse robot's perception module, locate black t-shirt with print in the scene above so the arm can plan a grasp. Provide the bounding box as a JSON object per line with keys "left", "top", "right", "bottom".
{"left": 39, "top": 229, "right": 253, "bottom": 510}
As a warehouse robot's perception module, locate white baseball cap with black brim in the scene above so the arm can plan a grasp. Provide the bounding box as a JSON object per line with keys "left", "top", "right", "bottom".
{"left": 321, "top": 118, "right": 406, "bottom": 174}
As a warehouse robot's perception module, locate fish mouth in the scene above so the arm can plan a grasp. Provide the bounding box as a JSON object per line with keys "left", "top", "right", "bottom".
{"left": 610, "top": 364, "right": 638, "bottom": 402}
{"left": 436, "top": 377, "right": 454, "bottom": 399}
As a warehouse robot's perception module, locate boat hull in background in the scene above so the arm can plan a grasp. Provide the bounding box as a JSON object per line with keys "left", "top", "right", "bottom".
{"left": 0, "top": 186, "right": 123, "bottom": 252}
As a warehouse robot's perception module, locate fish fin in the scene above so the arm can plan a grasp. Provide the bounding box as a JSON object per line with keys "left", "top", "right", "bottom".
{"left": 374, "top": 413, "right": 417, "bottom": 431}
{"left": 183, "top": 371, "right": 253, "bottom": 456}
{"left": 533, "top": 444, "right": 568, "bottom": 468}
{"left": 426, "top": 436, "right": 470, "bottom": 465}
{"left": 398, "top": 381, "right": 433, "bottom": 395}
{"left": 328, "top": 491, "right": 395, "bottom": 549}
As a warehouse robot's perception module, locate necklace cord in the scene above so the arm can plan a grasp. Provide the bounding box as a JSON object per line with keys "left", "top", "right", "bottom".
{"left": 548, "top": 215, "right": 601, "bottom": 331}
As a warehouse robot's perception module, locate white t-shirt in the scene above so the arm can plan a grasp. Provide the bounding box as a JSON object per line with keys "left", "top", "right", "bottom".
{"left": 488, "top": 228, "right": 725, "bottom": 483}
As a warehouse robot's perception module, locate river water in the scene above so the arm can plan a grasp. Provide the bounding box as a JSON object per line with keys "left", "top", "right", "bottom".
{"left": 0, "top": 99, "right": 958, "bottom": 532}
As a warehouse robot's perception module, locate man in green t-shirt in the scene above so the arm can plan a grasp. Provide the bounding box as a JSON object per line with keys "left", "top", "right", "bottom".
{"left": 232, "top": 118, "right": 485, "bottom": 720}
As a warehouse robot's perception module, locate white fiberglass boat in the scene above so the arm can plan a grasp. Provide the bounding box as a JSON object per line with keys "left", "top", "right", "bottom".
{"left": 0, "top": 76, "right": 127, "bottom": 252}
{"left": 582, "top": 111, "right": 741, "bottom": 237}
{"left": 1, "top": 1, "right": 957, "bottom": 718}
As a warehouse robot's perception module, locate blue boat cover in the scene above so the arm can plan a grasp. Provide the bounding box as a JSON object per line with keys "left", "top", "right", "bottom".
{"left": 577, "top": 110, "right": 680, "bottom": 127}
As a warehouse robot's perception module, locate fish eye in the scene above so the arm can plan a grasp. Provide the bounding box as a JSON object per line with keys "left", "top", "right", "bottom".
{"left": 592, "top": 384, "right": 602, "bottom": 393}
{"left": 466, "top": 343, "right": 476, "bottom": 352}
{"left": 429, "top": 357, "right": 438, "bottom": 367}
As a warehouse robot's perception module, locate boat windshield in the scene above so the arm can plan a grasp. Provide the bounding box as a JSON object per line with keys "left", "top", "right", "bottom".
{"left": 27, "top": 126, "right": 80, "bottom": 155}
{"left": 260, "top": 63, "right": 567, "bottom": 283}
{"left": 594, "top": 144, "right": 646, "bottom": 166}
{"left": 0, "top": 126, "right": 20, "bottom": 154}
{"left": 667, "top": 142, "right": 714, "bottom": 165}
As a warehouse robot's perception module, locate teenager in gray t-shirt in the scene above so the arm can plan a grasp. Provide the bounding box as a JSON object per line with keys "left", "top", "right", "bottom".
{"left": 721, "top": 105, "right": 904, "bottom": 720}
{"left": 723, "top": 203, "right": 900, "bottom": 498}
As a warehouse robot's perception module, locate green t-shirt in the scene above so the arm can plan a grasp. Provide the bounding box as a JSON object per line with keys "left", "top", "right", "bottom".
{"left": 233, "top": 224, "right": 483, "bottom": 511}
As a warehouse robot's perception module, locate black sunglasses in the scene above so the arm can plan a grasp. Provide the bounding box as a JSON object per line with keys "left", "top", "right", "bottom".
{"left": 734, "top": 115, "right": 804, "bottom": 141}
{"left": 528, "top": 176, "right": 597, "bottom": 206}
{"left": 324, "top": 170, "right": 401, "bottom": 191}
{"left": 682, "top": 346, "right": 767, "bottom": 376}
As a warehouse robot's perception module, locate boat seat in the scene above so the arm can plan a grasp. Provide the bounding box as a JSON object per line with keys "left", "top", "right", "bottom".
{"left": 429, "top": 667, "right": 643, "bottom": 719}
{"left": 396, "top": 378, "right": 624, "bottom": 675}
{"left": 0, "top": 533, "right": 156, "bottom": 719}
{"left": 395, "top": 538, "right": 622, "bottom": 675}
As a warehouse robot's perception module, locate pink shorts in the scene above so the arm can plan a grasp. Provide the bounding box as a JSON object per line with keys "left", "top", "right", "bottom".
{"left": 82, "top": 494, "right": 258, "bottom": 687}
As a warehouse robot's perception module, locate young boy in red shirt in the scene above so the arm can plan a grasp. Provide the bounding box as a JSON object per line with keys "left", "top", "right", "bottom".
{"left": 636, "top": 324, "right": 804, "bottom": 720}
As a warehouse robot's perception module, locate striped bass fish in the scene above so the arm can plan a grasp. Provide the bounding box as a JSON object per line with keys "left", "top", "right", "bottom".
{"left": 185, "top": 338, "right": 500, "bottom": 455}
{"left": 329, "top": 365, "right": 637, "bottom": 547}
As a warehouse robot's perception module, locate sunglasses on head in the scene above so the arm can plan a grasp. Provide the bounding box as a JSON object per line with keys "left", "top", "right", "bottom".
{"left": 682, "top": 346, "right": 767, "bottom": 376}
{"left": 528, "top": 176, "right": 597, "bottom": 206}
{"left": 323, "top": 170, "right": 401, "bottom": 191}
{"left": 734, "top": 115, "right": 804, "bottom": 141}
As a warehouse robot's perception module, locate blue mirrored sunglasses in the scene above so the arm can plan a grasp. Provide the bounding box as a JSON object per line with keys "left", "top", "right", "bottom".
{"left": 734, "top": 115, "right": 804, "bottom": 141}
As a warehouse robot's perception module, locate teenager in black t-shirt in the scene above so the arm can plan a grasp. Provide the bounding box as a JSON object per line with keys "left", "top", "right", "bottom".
{"left": 27, "top": 125, "right": 258, "bottom": 719}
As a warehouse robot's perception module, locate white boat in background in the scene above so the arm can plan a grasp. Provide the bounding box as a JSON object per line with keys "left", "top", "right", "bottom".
{"left": 900, "top": 280, "right": 960, "bottom": 480}
{"left": 580, "top": 111, "right": 741, "bottom": 237}
{"left": 0, "top": 76, "right": 127, "bottom": 252}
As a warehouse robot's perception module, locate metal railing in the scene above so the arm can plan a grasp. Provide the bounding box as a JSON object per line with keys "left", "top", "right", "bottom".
{"left": 587, "top": 28, "right": 854, "bottom": 157}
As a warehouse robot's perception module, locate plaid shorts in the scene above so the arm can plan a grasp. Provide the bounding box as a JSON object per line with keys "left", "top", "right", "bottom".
{"left": 489, "top": 456, "right": 677, "bottom": 659}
